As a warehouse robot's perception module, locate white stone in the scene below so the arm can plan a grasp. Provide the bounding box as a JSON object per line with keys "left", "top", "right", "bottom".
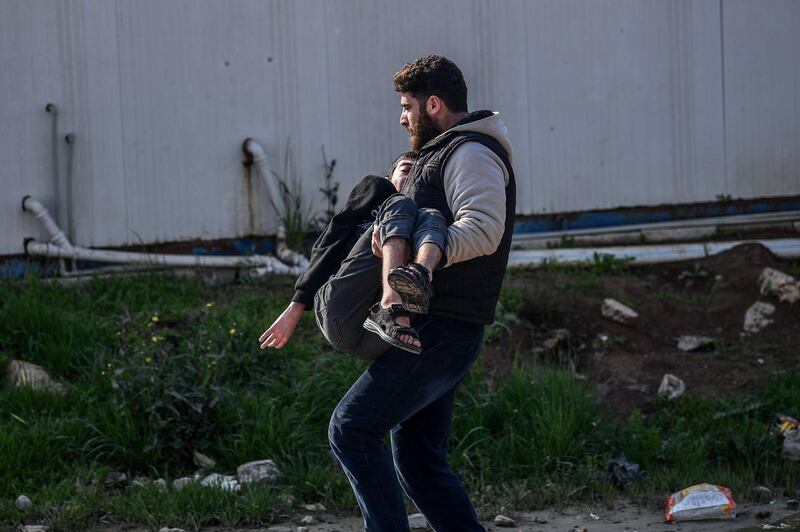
{"left": 783, "top": 430, "right": 800, "bottom": 461}
{"left": 158, "top": 528, "right": 186, "bottom": 532}
{"left": 601, "top": 299, "right": 638, "bottom": 324}
{"left": 758, "top": 267, "right": 800, "bottom": 304}
{"left": 153, "top": 478, "right": 167, "bottom": 491}
{"left": 199, "top": 473, "right": 239, "bottom": 492}
{"left": 408, "top": 513, "right": 428, "bottom": 529}
{"left": 266, "top": 527, "right": 293, "bottom": 532}
{"left": 103, "top": 471, "right": 127, "bottom": 486}
{"left": 543, "top": 328, "right": 570, "bottom": 352}
{"left": 192, "top": 450, "right": 216, "bottom": 469}
{"left": 297, "top": 528, "right": 309, "bottom": 532}
{"left": 172, "top": 477, "right": 194, "bottom": 490}
{"left": 302, "top": 503, "right": 326, "bottom": 512}
{"left": 237, "top": 459, "right": 282, "bottom": 484}
{"left": 658, "top": 374, "right": 686, "bottom": 401}
{"left": 5, "top": 360, "right": 66, "bottom": 395}
{"left": 494, "top": 514, "right": 517, "bottom": 527}
{"left": 299, "top": 515, "right": 317, "bottom": 525}
{"left": 676, "top": 335, "right": 715, "bottom": 352}
{"left": 743, "top": 301, "right": 775, "bottom": 335}
{"left": 16, "top": 495, "right": 32, "bottom": 511}
{"left": 280, "top": 494, "right": 296, "bottom": 506}
{"left": 22, "top": 526, "right": 48, "bottom": 532}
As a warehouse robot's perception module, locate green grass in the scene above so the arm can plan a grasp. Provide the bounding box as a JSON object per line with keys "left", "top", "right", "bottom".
{"left": 1, "top": 273, "right": 798, "bottom": 530}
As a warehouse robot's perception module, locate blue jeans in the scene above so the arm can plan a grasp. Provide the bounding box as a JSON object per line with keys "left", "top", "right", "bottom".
{"left": 328, "top": 316, "right": 486, "bottom": 532}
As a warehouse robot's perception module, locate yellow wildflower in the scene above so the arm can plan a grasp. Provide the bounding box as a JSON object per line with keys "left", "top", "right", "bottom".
{"left": 206, "top": 302, "right": 214, "bottom": 308}
{"left": 151, "top": 335, "right": 159, "bottom": 343}
{"left": 229, "top": 328, "right": 236, "bottom": 335}
{"left": 151, "top": 315, "right": 159, "bottom": 323}
{"left": 145, "top": 356, "right": 152, "bottom": 364}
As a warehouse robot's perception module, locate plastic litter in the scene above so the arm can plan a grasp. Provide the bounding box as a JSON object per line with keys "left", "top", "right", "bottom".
{"left": 771, "top": 414, "right": 799, "bottom": 436}
{"left": 658, "top": 373, "right": 686, "bottom": 400}
{"left": 608, "top": 456, "right": 646, "bottom": 487}
{"left": 664, "top": 483, "right": 736, "bottom": 522}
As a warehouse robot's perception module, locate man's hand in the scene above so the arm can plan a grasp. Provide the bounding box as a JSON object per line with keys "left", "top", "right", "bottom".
{"left": 371, "top": 225, "right": 383, "bottom": 258}
{"left": 259, "top": 301, "right": 306, "bottom": 349}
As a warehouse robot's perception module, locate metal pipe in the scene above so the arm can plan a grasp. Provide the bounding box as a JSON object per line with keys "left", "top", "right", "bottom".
{"left": 513, "top": 209, "right": 800, "bottom": 247}
{"left": 22, "top": 196, "right": 74, "bottom": 251}
{"left": 507, "top": 238, "right": 800, "bottom": 267}
{"left": 242, "top": 137, "right": 310, "bottom": 269}
{"left": 64, "top": 132, "right": 76, "bottom": 242}
{"left": 25, "top": 241, "right": 305, "bottom": 275}
{"left": 45, "top": 103, "right": 60, "bottom": 226}
{"left": 22, "top": 195, "right": 305, "bottom": 276}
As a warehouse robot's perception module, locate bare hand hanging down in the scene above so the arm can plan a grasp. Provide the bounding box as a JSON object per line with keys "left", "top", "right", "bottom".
{"left": 259, "top": 301, "right": 305, "bottom": 349}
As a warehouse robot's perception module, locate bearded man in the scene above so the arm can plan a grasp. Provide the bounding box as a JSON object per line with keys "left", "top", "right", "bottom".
{"left": 328, "top": 55, "right": 516, "bottom": 531}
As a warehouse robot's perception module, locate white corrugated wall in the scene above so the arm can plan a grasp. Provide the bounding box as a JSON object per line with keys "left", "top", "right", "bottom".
{"left": 2, "top": 0, "right": 799, "bottom": 255}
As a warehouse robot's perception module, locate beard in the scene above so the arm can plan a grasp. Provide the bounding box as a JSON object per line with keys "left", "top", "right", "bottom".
{"left": 409, "top": 108, "right": 442, "bottom": 152}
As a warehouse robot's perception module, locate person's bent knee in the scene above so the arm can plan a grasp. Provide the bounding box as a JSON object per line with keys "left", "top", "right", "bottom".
{"left": 379, "top": 193, "right": 418, "bottom": 217}
{"left": 415, "top": 207, "right": 446, "bottom": 230}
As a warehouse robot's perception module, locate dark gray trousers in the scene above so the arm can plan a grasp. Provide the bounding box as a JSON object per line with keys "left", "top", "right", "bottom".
{"left": 314, "top": 195, "right": 447, "bottom": 360}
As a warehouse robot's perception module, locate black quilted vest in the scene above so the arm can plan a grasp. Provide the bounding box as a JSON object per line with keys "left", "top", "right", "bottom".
{"left": 403, "top": 110, "right": 516, "bottom": 324}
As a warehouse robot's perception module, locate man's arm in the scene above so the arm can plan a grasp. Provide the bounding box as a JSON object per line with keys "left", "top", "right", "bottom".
{"left": 442, "top": 142, "right": 508, "bottom": 267}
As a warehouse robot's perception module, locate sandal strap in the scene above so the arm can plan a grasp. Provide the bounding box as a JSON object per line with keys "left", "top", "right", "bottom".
{"left": 385, "top": 303, "right": 414, "bottom": 319}
{"left": 406, "top": 262, "right": 431, "bottom": 283}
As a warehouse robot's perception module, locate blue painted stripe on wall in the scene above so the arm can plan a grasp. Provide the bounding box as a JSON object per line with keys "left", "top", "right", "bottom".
{"left": 513, "top": 200, "right": 800, "bottom": 234}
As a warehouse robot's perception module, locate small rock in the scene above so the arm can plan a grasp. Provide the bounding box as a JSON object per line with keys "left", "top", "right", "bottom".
{"left": 658, "top": 374, "right": 686, "bottom": 400}
{"left": 299, "top": 515, "right": 317, "bottom": 525}
{"left": 297, "top": 528, "right": 309, "bottom": 532}
{"left": 200, "top": 473, "right": 239, "bottom": 492}
{"left": 758, "top": 267, "right": 800, "bottom": 304}
{"left": 757, "top": 357, "right": 765, "bottom": 365}
{"left": 302, "top": 503, "right": 326, "bottom": 512}
{"left": 5, "top": 360, "right": 66, "bottom": 395}
{"left": 237, "top": 459, "right": 282, "bottom": 484}
{"left": 22, "top": 526, "right": 48, "bottom": 532}
{"left": 787, "top": 498, "right": 799, "bottom": 509}
{"left": 130, "top": 476, "right": 149, "bottom": 487}
{"left": 153, "top": 478, "right": 167, "bottom": 491}
{"left": 601, "top": 299, "right": 638, "bottom": 324}
{"left": 752, "top": 485, "right": 772, "bottom": 502}
{"left": 543, "top": 328, "right": 570, "bottom": 352}
{"left": 676, "top": 335, "right": 715, "bottom": 352}
{"left": 158, "top": 528, "right": 186, "bottom": 532}
{"left": 742, "top": 301, "right": 775, "bottom": 335}
{"left": 103, "top": 471, "right": 128, "bottom": 486}
{"left": 16, "top": 495, "right": 32, "bottom": 511}
{"left": 494, "top": 514, "right": 517, "bottom": 527}
{"left": 407, "top": 512, "right": 428, "bottom": 529}
{"left": 173, "top": 477, "right": 194, "bottom": 490}
{"left": 266, "top": 527, "right": 293, "bottom": 532}
{"left": 280, "top": 494, "right": 296, "bottom": 506}
{"left": 783, "top": 430, "right": 800, "bottom": 461}
{"left": 193, "top": 450, "right": 216, "bottom": 469}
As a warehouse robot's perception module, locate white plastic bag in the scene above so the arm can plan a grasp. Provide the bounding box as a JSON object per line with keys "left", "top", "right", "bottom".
{"left": 664, "top": 483, "right": 736, "bottom": 522}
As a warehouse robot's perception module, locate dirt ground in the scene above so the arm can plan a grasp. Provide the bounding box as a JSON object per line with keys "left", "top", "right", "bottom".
{"left": 483, "top": 243, "right": 800, "bottom": 417}
{"left": 128, "top": 498, "right": 797, "bottom": 531}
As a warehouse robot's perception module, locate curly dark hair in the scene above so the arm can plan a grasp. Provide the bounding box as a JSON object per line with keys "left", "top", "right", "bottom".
{"left": 393, "top": 55, "right": 468, "bottom": 113}
{"left": 387, "top": 150, "right": 418, "bottom": 178}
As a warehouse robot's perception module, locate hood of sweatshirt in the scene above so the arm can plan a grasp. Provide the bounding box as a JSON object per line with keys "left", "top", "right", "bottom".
{"left": 442, "top": 111, "right": 514, "bottom": 164}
